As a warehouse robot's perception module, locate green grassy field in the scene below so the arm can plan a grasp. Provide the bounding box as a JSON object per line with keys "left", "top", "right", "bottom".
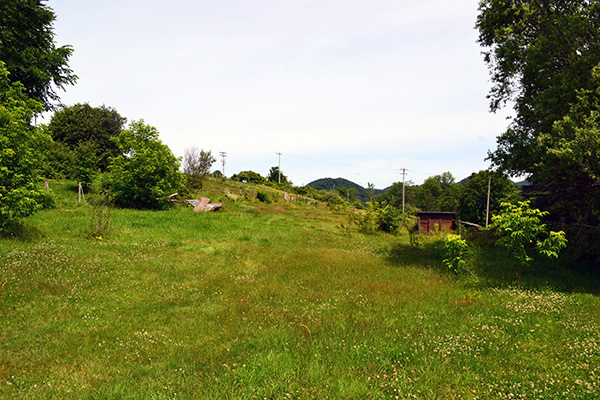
{"left": 1, "top": 180, "right": 599, "bottom": 399}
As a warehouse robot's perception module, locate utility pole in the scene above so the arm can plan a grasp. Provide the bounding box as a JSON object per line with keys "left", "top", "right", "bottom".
{"left": 401, "top": 168, "right": 407, "bottom": 214}
{"left": 219, "top": 151, "right": 227, "bottom": 177}
{"left": 276, "top": 152, "right": 282, "bottom": 184}
{"left": 486, "top": 177, "right": 491, "bottom": 228}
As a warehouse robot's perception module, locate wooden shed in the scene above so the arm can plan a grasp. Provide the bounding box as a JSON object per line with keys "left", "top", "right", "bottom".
{"left": 416, "top": 211, "right": 456, "bottom": 234}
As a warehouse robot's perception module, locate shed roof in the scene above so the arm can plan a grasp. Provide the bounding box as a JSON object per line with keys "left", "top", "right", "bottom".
{"left": 416, "top": 211, "right": 456, "bottom": 216}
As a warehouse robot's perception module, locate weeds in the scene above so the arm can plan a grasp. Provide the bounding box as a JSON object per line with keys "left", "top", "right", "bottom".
{"left": 87, "top": 193, "right": 113, "bottom": 239}
{"left": 443, "top": 234, "right": 468, "bottom": 274}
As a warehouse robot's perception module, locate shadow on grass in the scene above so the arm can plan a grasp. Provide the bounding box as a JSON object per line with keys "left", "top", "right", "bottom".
{"left": 388, "top": 236, "right": 600, "bottom": 295}
{"left": 0, "top": 221, "right": 44, "bottom": 242}
{"left": 388, "top": 240, "right": 445, "bottom": 270}
{"left": 471, "top": 244, "right": 600, "bottom": 295}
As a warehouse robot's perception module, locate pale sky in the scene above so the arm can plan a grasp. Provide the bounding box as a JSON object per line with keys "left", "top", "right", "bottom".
{"left": 45, "top": 0, "right": 512, "bottom": 188}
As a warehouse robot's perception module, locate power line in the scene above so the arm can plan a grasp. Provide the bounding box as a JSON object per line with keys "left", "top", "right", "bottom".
{"left": 220, "top": 151, "right": 435, "bottom": 176}
{"left": 286, "top": 154, "right": 401, "bottom": 171}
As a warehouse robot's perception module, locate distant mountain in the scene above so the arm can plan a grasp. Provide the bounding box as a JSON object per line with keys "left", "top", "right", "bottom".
{"left": 306, "top": 178, "right": 388, "bottom": 203}
{"left": 514, "top": 180, "right": 532, "bottom": 189}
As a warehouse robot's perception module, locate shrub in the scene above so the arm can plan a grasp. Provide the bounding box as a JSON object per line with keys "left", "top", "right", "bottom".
{"left": 87, "top": 194, "right": 112, "bottom": 239}
{"left": 350, "top": 207, "right": 380, "bottom": 233}
{"left": 106, "top": 120, "right": 184, "bottom": 209}
{"left": 443, "top": 234, "right": 468, "bottom": 274}
{"left": 231, "top": 170, "right": 265, "bottom": 184}
{"left": 72, "top": 140, "right": 98, "bottom": 191}
{"left": 256, "top": 190, "right": 270, "bottom": 203}
{"left": 378, "top": 205, "right": 402, "bottom": 234}
{"left": 348, "top": 203, "right": 405, "bottom": 235}
{"left": 323, "top": 191, "right": 343, "bottom": 210}
{"left": 490, "top": 201, "right": 568, "bottom": 287}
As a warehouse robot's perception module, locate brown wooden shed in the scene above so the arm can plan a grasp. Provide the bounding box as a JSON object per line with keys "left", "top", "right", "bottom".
{"left": 416, "top": 211, "right": 456, "bottom": 234}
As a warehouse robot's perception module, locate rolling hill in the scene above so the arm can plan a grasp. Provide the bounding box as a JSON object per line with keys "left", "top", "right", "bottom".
{"left": 306, "top": 177, "right": 388, "bottom": 203}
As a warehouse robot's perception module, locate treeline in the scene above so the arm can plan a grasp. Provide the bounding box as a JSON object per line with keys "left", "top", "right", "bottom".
{"left": 288, "top": 172, "right": 519, "bottom": 228}
{"left": 0, "top": 1, "right": 221, "bottom": 224}
{"left": 376, "top": 171, "right": 520, "bottom": 227}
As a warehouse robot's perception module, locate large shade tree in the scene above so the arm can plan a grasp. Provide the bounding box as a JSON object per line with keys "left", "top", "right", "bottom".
{"left": 477, "top": 0, "right": 600, "bottom": 259}
{"left": 0, "top": 0, "right": 76, "bottom": 109}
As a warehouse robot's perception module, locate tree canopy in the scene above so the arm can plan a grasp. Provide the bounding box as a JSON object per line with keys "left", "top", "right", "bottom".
{"left": 477, "top": 0, "right": 600, "bottom": 174}
{"left": 0, "top": 62, "right": 51, "bottom": 229}
{"left": 0, "top": 0, "right": 76, "bottom": 109}
{"left": 48, "top": 103, "right": 126, "bottom": 171}
{"left": 414, "top": 172, "right": 462, "bottom": 212}
{"left": 231, "top": 171, "right": 266, "bottom": 184}
{"left": 107, "top": 120, "right": 184, "bottom": 209}
{"left": 267, "top": 166, "right": 291, "bottom": 186}
{"left": 477, "top": 0, "right": 600, "bottom": 259}
{"left": 458, "top": 170, "right": 520, "bottom": 226}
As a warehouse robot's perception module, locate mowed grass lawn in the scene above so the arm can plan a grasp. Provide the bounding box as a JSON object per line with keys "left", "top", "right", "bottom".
{"left": 1, "top": 181, "right": 599, "bottom": 399}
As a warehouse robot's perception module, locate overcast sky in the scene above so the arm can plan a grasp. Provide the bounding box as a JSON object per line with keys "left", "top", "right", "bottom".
{"left": 45, "top": 0, "right": 512, "bottom": 188}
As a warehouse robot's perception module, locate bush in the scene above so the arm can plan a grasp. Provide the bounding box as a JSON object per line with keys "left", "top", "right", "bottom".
{"left": 490, "top": 201, "right": 567, "bottom": 286}
{"left": 323, "top": 191, "right": 343, "bottom": 210}
{"left": 256, "top": 190, "right": 271, "bottom": 203}
{"left": 106, "top": 120, "right": 184, "bottom": 209}
{"left": 72, "top": 140, "right": 98, "bottom": 191}
{"left": 38, "top": 131, "right": 74, "bottom": 179}
{"left": 350, "top": 207, "right": 380, "bottom": 233}
{"left": 378, "top": 205, "right": 402, "bottom": 234}
{"left": 443, "top": 234, "right": 468, "bottom": 274}
{"left": 348, "top": 202, "right": 405, "bottom": 234}
{"left": 37, "top": 188, "right": 56, "bottom": 210}
{"left": 87, "top": 194, "right": 112, "bottom": 239}
{"left": 231, "top": 170, "right": 265, "bottom": 184}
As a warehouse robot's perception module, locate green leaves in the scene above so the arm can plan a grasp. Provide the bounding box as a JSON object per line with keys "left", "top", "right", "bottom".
{"left": 477, "top": 0, "right": 600, "bottom": 261}
{"left": 48, "top": 103, "right": 126, "bottom": 172}
{"left": 183, "top": 147, "right": 215, "bottom": 190}
{"left": 490, "top": 201, "right": 567, "bottom": 285}
{"left": 540, "top": 64, "right": 600, "bottom": 184}
{"left": 443, "top": 234, "right": 468, "bottom": 274}
{"left": 0, "top": 0, "right": 76, "bottom": 109}
{"left": 106, "top": 120, "right": 184, "bottom": 209}
{"left": 537, "top": 231, "right": 568, "bottom": 259}
{"left": 0, "top": 62, "right": 51, "bottom": 230}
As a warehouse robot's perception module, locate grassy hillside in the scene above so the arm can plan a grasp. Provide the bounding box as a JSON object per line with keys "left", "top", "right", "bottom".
{"left": 1, "top": 178, "right": 599, "bottom": 399}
